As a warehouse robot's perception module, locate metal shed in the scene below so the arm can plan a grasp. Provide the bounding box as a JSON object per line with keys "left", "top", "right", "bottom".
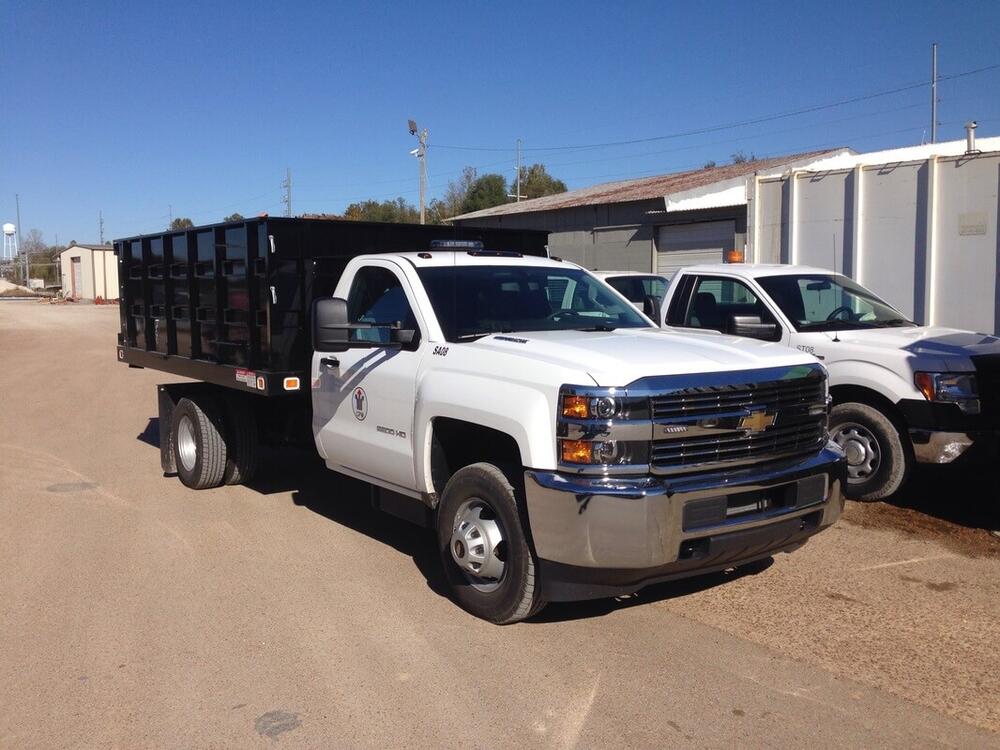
{"left": 451, "top": 150, "right": 849, "bottom": 274}
{"left": 59, "top": 243, "right": 119, "bottom": 300}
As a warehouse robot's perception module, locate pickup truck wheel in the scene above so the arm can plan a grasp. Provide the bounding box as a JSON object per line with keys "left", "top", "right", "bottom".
{"left": 171, "top": 396, "right": 228, "bottom": 490}
{"left": 829, "top": 402, "right": 910, "bottom": 501}
{"left": 437, "top": 463, "right": 546, "bottom": 624}
{"left": 222, "top": 398, "right": 259, "bottom": 486}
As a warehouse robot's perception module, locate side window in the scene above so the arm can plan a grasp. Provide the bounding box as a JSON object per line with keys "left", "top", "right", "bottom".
{"left": 607, "top": 277, "right": 641, "bottom": 303}
{"left": 642, "top": 277, "right": 667, "bottom": 300}
{"left": 684, "top": 276, "right": 776, "bottom": 334}
{"left": 665, "top": 275, "right": 695, "bottom": 325}
{"left": 346, "top": 266, "right": 420, "bottom": 346}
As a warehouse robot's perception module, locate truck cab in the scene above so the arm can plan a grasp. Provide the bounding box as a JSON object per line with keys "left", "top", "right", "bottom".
{"left": 308, "top": 251, "right": 844, "bottom": 622}
{"left": 658, "top": 263, "right": 1000, "bottom": 500}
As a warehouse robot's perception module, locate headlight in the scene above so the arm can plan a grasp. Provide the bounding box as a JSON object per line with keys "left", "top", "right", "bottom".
{"left": 914, "top": 372, "right": 980, "bottom": 414}
{"left": 560, "top": 393, "right": 622, "bottom": 419}
{"left": 559, "top": 439, "right": 647, "bottom": 466}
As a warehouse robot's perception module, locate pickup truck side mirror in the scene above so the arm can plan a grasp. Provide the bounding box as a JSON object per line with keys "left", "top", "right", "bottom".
{"left": 731, "top": 315, "right": 781, "bottom": 342}
{"left": 312, "top": 297, "right": 351, "bottom": 352}
{"left": 311, "top": 297, "right": 420, "bottom": 352}
{"left": 642, "top": 295, "right": 662, "bottom": 324}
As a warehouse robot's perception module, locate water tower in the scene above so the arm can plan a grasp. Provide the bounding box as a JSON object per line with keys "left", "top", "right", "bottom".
{"left": 2, "top": 223, "right": 16, "bottom": 264}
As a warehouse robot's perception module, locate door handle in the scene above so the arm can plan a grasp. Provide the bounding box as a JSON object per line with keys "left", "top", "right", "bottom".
{"left": 320, "top": 356, "right": 340, "bottom": 369}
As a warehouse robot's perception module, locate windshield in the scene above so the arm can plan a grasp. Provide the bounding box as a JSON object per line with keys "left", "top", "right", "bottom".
{"left": 417, "top": 265, "right": 651, "bottom": 342}
{"left": 756, "top": 273, "right": 914, "bottom": 332}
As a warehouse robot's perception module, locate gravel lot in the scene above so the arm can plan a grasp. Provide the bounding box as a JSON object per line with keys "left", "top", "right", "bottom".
{"left": 1, "top": 301, "right": 998, "bottom": 748}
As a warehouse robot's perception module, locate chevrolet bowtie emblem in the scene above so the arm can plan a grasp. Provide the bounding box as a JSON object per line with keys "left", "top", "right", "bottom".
{"left": 739, "top": 411, "right": 775, "bottom": 433}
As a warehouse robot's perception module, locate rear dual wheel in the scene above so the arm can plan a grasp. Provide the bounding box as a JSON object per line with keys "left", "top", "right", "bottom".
{"left": 170, "top": 395, "right": 258, "bottom": 490}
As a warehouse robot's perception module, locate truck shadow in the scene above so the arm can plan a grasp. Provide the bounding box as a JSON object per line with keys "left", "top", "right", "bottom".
{"left": 889, "top": 464, "right": 1000, "bottom": 531}
{"left": 533, "top": 559, "right": 774, "bottom": 624}
{"left": 245, "top": 447, "right": 452, "bottom": 601}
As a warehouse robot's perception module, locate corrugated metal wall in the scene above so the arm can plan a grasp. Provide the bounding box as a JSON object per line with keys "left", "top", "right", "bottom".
{"left": 751, "top": 152, "right": 1000, "bottom": 334}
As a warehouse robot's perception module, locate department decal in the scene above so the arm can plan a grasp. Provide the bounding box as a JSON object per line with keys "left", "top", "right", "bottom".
{"left": 352, "top": 387, "right": 368, "bottom": 421}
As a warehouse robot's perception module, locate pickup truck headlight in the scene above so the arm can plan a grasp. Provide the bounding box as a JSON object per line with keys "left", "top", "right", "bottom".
{"left": 561, "top": 394, "right": 622, "bottom": 419}
{"left": 559, "top": 438, "right": 647, "bottom": 466}
{"left": 914, "top": 372, "right": 980, "bottom": 415}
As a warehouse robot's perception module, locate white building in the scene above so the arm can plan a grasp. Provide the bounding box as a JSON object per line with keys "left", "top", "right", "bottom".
{"left": 60, "top": 243, "right": 119, "bottom": 300}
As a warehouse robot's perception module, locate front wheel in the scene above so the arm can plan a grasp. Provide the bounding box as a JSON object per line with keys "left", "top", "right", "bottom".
{"left": 829, "top": 402, "right": 910, "bottom": 501}
{"left": 436, "top": 463, "right": 546, "bottom": 624}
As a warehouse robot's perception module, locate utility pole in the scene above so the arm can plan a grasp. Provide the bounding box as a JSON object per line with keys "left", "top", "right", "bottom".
{"left": 281, "top": 168, "right": 293, "bottom": 217}
{"left": 508, "top": 138, "right": 526, "bottom": 201}
{"left": 16, "top": 193, "right": 26, "bottom": 284}
{"left": 930, "top": 42, "right": 938, "bottom": 144}
{"left": 99, "top": 210, "right": 105, "bottom": 244}
{"left": 168, "top": 204, "right": 173, "bottom": 227}
{"left": 408, "top": 120, "right": 428, "bottom": 224}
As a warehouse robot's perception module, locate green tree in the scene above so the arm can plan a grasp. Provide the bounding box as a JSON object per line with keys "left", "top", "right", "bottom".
{"left": 223, "top": 212, "right": 244, "bottom": 222}
{"left": 515, "top": 163, "right": 567, "bottom": 200}
{"left": 461, "top": 174, "right": 508, "bottom": 214}
{"left": 169, "top": 217, "right": 194, "bottom": 230}
{"left": 343, "top": 197, "right": 421, "bottom": 223}
{"left": 703, "top": 160, "right": 717, "bottom": 169}
{"left": 439, "top": 166, "right": 479, "bottom": 219}
{"left": 730, "top": 151, "right": 757, "bottom": 165}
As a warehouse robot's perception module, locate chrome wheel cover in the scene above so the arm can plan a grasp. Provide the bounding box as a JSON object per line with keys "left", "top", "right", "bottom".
{"left": 176, "top": 415, "right": 198, "bottom": 473}
{"left": 833, "top": 421, "right": 880, "bottom": 481}
{"left": 450, "top": 498, "right": 507, "bottom": 592}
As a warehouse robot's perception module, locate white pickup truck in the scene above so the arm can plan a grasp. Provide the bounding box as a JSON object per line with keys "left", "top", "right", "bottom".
{"left": 119, "top": 220, "right": 846, "bottom": 624}
{"left": 648, "top": 263, "right": 1000, "bottom": 500}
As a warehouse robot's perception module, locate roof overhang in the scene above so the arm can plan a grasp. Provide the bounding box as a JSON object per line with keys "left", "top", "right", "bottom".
{"left": 663, "top": 148, "right": 855, "bottom": 213}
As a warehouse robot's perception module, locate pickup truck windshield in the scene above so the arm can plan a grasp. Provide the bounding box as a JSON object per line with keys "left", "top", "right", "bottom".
{"left": 417, "top": 265, "right": 650, "bottom": 341}
{"left": 756, "top": 273, "right": 914, "bottom": 332}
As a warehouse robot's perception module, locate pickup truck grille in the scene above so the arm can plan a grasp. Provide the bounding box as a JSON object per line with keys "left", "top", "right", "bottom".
{"left": 651, "top": 421, "right": 826, "bottom": 472}
{"left": 651, "top": 379, "right": 825, "bottom": 419}
{"left": 646, "top": 370, "right": 828, "bottom": 475}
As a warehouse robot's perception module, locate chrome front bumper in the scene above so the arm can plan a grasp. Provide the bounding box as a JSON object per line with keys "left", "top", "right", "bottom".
{"left": 524, "top": 445, "right": 846, "bottom": 571}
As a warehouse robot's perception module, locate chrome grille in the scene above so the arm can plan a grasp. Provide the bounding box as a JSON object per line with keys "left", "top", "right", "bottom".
{"left": 651, "top": 379, "right": 825, "bottom": 420}
{"left": 646, "top": 370, "right": 828, "bottom": 474}
{"left": 651, "top": 421, "right": 826, "bottom": 472}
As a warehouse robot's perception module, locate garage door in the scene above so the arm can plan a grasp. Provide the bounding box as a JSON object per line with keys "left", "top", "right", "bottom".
{"left": 656, "top": 220, "right": 734, "bottom": 276}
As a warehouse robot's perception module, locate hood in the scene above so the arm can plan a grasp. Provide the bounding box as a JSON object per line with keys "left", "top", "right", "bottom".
{"left": 470, "top": 328, "right": 815, "bottom": 387}
{"left": 826, "top": 326, "right": 1000, "bottom": 361}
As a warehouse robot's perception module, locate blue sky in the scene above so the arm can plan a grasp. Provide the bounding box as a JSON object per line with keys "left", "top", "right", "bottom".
{"left": 2, "top": 0, "right": 999, "bottom": 244}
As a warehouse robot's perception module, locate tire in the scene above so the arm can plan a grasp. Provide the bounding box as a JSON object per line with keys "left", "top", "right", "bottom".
{"left": 170, "top": 396, "right": 227, "bottom": 490}
{"left": 222, "top": 397, "right": 259, "bottom": 486}
{"left": 436, "top": 463, "right": 546, "bottom": 624}
{"left": 829, "top": 401, "right": 910, "bottom": 501}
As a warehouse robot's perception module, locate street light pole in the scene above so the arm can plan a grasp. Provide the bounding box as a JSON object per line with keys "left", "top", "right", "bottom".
{"left": 408, "top": 119, "right": 428, "bottom": 224}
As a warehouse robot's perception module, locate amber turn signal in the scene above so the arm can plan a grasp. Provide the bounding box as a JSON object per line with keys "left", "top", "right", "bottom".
{"left": 913, "top": 372, "right": 936, "bottom": 401}
{"left": 560, "top": 439, "right": 594, "bottom": 464}
{"left": 561, "top": 395, "right": 590, "bottom": 419}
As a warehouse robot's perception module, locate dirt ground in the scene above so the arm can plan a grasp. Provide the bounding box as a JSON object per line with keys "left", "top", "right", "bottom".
{"left": 1, "top": 301, "right": 998, "bottom": 749}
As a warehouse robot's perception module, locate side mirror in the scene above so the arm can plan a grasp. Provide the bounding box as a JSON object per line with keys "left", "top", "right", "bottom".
{"left": 312, "top": 297, "right": 350, "bottom": 352}
{"left": 731, "top": 315, "right": 780, "bottom": 342}
{"left": 392, "top": 328, "right": 417, "bottom": 345}
{"left": 642, "top": 295, "right": 662, "bottom": 325}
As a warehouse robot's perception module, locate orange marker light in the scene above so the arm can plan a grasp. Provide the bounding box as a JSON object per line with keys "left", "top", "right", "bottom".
{"left": 561, "top": 439, "right": 594, "bottom": 464}
{"left": 283, "top": 377, "right": 301, "bottom": 391}
{"left": 562, "top": 395, "right": 590, "bottom": 419}
{"left": 914, "top": 372, "right": 935, "bottom": 401}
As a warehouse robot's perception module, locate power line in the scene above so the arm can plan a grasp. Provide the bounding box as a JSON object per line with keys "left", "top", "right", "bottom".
{"left": 429, "top": 62, "right": 1000, "bottom": 154}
